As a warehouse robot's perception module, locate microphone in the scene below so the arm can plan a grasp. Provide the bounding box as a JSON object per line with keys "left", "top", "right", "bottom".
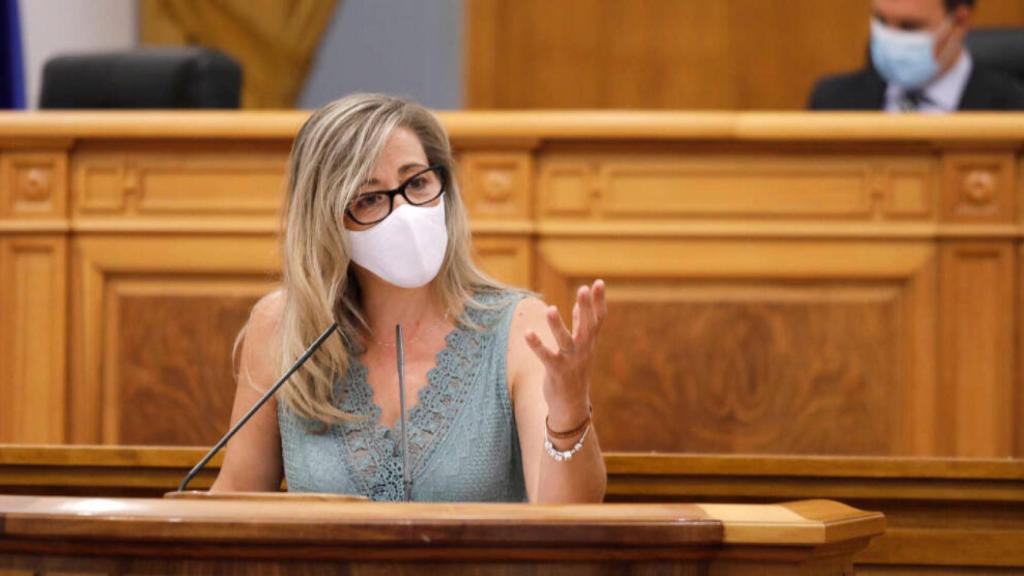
{"left": 396, "top": 324, "right": 412, "bottom": 502}
{"left": 177, "top": 322, "right": 340, "bottom": 492}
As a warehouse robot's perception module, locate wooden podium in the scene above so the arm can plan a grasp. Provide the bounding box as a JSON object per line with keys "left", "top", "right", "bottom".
{"left": 0, "top": 494, "right": 882, "bottom": 575}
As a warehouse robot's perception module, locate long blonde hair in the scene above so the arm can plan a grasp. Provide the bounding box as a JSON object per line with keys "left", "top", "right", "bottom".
{"left": 273, "top": 93, "right": 503, "bottom": 425}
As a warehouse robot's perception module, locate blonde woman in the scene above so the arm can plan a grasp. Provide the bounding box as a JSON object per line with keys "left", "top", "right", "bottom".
{"left": 210, "top": 94, "right": 607, "bottom": 503}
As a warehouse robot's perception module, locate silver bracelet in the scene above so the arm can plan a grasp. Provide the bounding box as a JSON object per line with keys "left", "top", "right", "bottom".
{"left": 543, "top": 423, "right": 591, "bottom": 462}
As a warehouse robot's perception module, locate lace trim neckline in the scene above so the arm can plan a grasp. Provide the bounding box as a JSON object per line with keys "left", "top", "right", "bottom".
{"left": 333, "top": 297, "right": 503, "bottom": 500}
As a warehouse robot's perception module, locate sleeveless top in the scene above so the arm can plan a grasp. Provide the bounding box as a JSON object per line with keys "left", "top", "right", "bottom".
{"left": 277, "top": 289, "right": 528, "bottom": 502}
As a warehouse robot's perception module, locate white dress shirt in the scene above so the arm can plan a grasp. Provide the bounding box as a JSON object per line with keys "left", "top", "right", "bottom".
{"left": 884, "top": 50, "right": 973, "bottom": 114}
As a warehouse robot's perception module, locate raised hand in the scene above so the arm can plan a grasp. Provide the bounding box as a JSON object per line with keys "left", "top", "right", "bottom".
{"left": 524, "top": 279, "right": 607, "bottom": 430}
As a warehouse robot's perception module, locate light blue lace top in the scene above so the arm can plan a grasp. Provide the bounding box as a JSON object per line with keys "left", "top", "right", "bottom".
{"left": 278, "top": 289, "right": 528, "bottom": 502}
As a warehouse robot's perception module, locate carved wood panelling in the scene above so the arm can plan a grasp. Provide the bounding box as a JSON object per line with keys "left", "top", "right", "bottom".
{"left": 537, "top": 238, "right": 937, "bottom": 456}
{"left": 73, "top": 144, "right": 288, "bottom": 218}
{"left": 939, "top": 243, "right": 1015, "bottom": 458}
{"left": 458, "top": 152, "right": 533, "bottom": 220}
{"left": 1019, "top": 242, "right": 1024, "bottom": 458}
{"left": 69, "top": 236, "right": 279, "bottom": 444}
{"left": 0, "top": 152, "right": 68, "bottom": 219}
{"left": 2, "top": 112, "right": 1023, "bottom": 464}
{"left": 941, "top": 153, "right": 1016, "bottom": 223}
{"left": 883, "top": 160, "right": 935, "bottom": 218}
{"left": 594, "top": 284, "right": 900, "bottom": 454}
{"left": 538, "top": 156, "right": 936, "bottom": 221}
{"left": 539, "top": 162, "right": 593, "bottom": 216}
{"left": 471, "top": 235, "right": 532, "bottom": 288}
{"left": 114, "top": 283, "right": 265, "bottom": 445}
{"left": 0, "top": 236, "right": 67, "bottom": 443}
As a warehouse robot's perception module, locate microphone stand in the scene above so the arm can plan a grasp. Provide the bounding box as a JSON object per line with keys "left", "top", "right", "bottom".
{"left": 177, "top": 322, "right": 340, "bottom": 493}
{"left": 396, "top": 325, "right": 412, "bottom": 502}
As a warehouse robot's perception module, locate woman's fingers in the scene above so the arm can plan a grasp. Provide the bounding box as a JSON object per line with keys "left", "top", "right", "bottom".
{"left": 524, "top": 330, "right": 558, "bottom": 365}
{"left": 574, "top": 285, "right": 595, "bottom": 345}
{"left": 546, "top": 306, "right": 575, "bottom": 354}
{"left": 572, "top": 298, "right": 581, "bottom": 340}
{"left": 592, "top": 279, "right": 607, "bottom": 332}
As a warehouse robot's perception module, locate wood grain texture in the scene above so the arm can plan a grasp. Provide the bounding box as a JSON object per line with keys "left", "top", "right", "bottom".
{"left": 117, "top": 291, "right": 259, "bottom": 446}
{"left": 6, "top": 447, "right": 1023, "bottom": 574}
{"left": 939, "top": 243, "right": 1015, "bottom": 458}
{"left": 539, "top": 238, "right": 937, "bottom": 456}
{"left": 0, "top": 237, "right": 67, "bottom": 444}
{"left": 69, "top": 236, "right": 279, "bottom": 444}
{"left": 538, "top": 152, "right": 938, "bottom": 222}
{"left": 0, "top": 494, "right": 879, "bottom": 576}
{"left": 0, "top": 111, "right": 1022, "bottom": 463}
{"left": 4, "top": 110, "right": 1024, "bottom": 142}
{"left": 72, "top": 140, "right": 289, "bottom": 219}
{"left": 465, "top": 0, "right": 1024, "bottom": 110}
{"left": 592, "top": 285, "right": 899, "bottom": 454}
{"left": 1, "top": 151, "right": 67, "bottom": 220}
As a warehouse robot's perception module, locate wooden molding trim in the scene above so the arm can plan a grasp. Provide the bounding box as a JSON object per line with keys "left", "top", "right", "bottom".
{"left": 1, "top": 111, "right": 1024, "bottom": 143}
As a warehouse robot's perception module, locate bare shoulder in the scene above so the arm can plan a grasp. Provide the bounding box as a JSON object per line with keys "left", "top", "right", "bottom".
{"left": 507, "top": 296, "right": 554, "bottom": 387}
{"left": 244, "top": 289, "right": 285, "bottom": 343}
{"left": 508, "top": 296, "right": 550, "bottom": 338}
{"left": 237, "top": 289, "right": 286, "bottom": 391}
{"left": 251, "top": 289, "right": 285, "bottom": 327}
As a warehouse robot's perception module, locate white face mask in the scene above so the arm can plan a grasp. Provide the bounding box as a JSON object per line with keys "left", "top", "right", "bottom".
{"left": 347, "top": 200, "right": 448, "bottom": 289}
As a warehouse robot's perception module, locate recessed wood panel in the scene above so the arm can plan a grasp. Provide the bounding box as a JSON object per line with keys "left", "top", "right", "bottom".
{"left": 539, "top": 155, "right": 936, "bottom": 222}
{"left": 115, "top": 287, "right": 262, "bottom": 446}
{"left": 540, "top": 163, "right": 593, "bottom": 216}
{"left": 537, "top": 238, "right": 937, "bottom": 456}
{"left": 885, "top": 162, "right": 934, "bottom": 218}
{"left": 73, "top": 143, "right": 289, "bottom": 219}
{"left": 939, "top": 243, "right": 1015, "bottom": 458}
{"left": 600, "top": 161, "right": 872, "bottom": 218}
{"left": 70, "top": 236, "right": 280, "bottom": 445}
{"left": 136, "top": 164, "right": 283, "bottom": 214}
{"left": 0, "top": 237, "right": 67, "bottom": 444}
{"left": 591, "top": 282, "right": 901, "bottom": 455}
{"left": 472, "top": 235, "right": 532, "bottom": 288}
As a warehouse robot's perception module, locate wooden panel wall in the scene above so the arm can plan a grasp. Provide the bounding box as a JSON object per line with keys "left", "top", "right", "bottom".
{"left": 466, "top": 0, "right": 1024, "bottom": 110}
{"left": 62, "top": 140, "right": 290, "bottom": 446}
{"left": 0, "top": 149, "right": 68, "bottom": 444}
{"left": 1, "top": 112, "right": 1023, "bottom": 461}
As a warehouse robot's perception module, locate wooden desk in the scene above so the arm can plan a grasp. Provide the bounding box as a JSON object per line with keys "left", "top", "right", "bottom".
{"left": 1, "top": 445, "right": 1020, "bottom": 574}
{"left": 0, "top": 494, "right": 881, "bottom": 575}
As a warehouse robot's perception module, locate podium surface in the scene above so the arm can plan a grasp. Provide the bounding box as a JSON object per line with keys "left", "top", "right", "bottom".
{"left": 0, "top": 495, "right": 882, "bottom": 575}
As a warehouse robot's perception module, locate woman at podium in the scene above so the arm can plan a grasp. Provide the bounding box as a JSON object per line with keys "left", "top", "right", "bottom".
{"left": 209, "top": 93, "right": 608, "bottom": 503}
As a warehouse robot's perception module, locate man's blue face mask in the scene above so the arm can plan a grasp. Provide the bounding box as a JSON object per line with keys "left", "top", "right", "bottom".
{"left": 869, "top": 17, "right": 952, "bottom": 90}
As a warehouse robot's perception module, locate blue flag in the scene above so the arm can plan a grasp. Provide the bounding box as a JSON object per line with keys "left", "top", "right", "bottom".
{"left": 1, "top": 0, "right": 25, "bottom": 109}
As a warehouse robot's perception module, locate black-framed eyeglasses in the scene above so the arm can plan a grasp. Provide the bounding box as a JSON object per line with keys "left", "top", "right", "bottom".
{"left": 345, "top": 165, "right": 447, "bottom": 226}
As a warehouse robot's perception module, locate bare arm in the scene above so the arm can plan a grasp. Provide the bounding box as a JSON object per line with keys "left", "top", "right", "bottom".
{"left": 510, "top": 281, "right": 608, "bottom": 503}
{"left": 209, "top": 290, "right": 286, "bottom": 492}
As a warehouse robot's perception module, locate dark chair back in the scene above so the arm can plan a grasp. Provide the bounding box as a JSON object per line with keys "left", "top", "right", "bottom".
{"left": 40, "top": 47, "right": 242, "bottom": 109}
{"left": 966, "top": 28, "right": 1024, "bottom": 87}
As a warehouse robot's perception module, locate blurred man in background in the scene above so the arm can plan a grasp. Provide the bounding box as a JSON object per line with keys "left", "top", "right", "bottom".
{"left": 809, "top": 0, "right": 1024, "bottom": 111}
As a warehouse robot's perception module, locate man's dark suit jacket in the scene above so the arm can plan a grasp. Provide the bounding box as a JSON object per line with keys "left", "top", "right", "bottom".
{"left": 808, "top": 62, "right": 1024, "bottom": 110}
